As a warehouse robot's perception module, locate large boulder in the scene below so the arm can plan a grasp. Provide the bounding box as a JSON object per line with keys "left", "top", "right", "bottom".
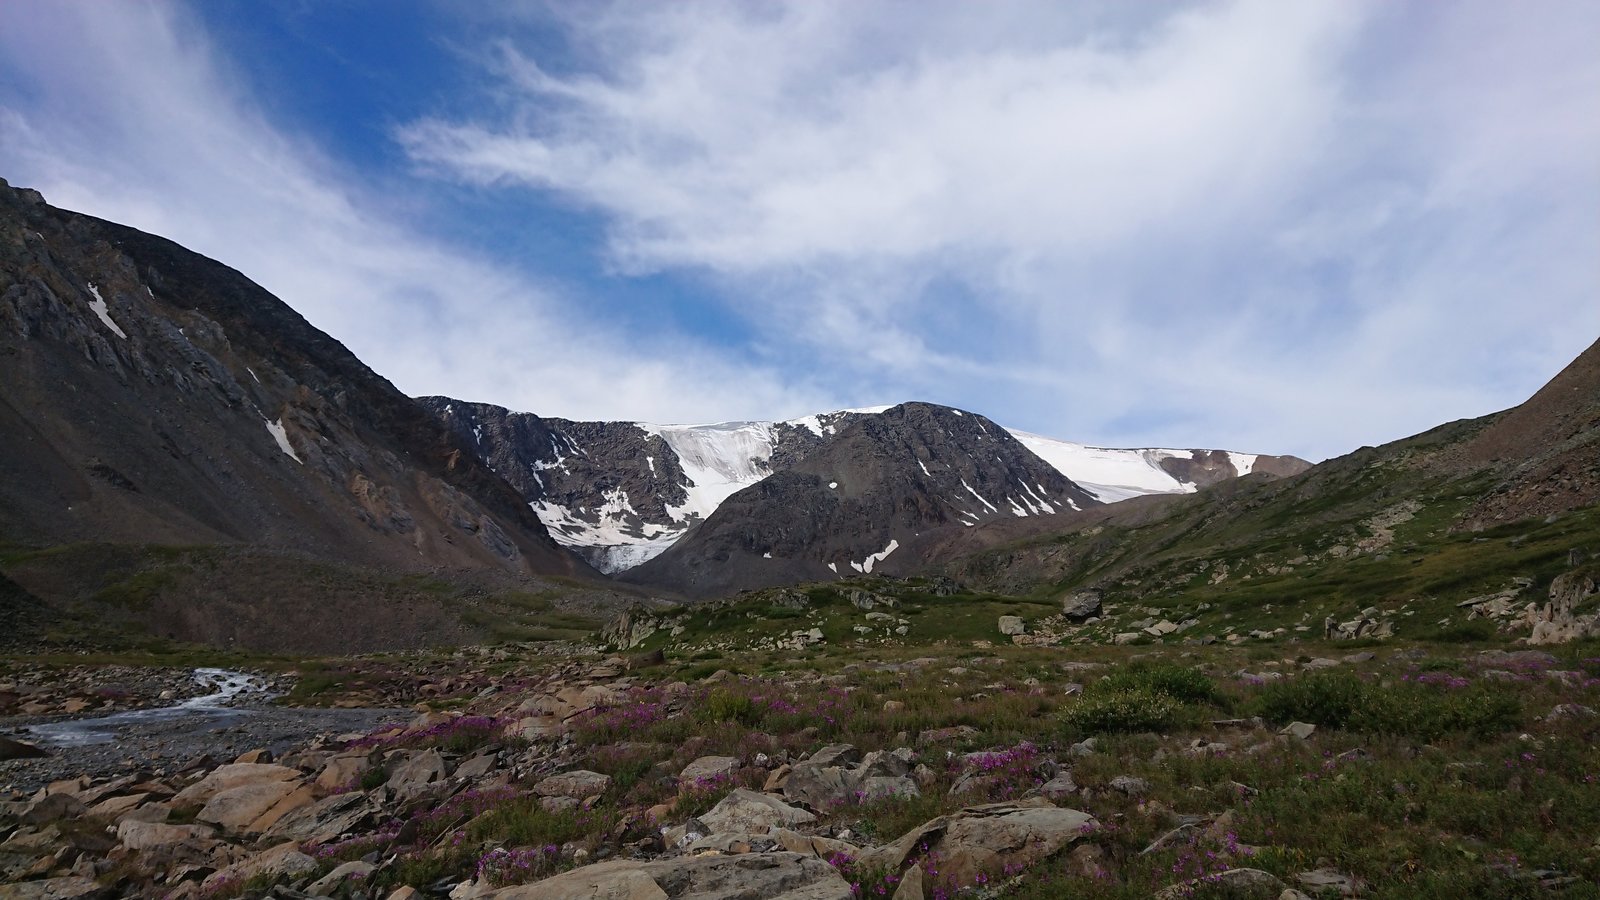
{"left": 264, "top": 791, "right": 380, "bottom": 844}
{"left": 196, "top": 778, "right": 313, "bottom": 834}
{"left": 698, "top": 789, "right": 816, "bottom": 835}
{"left": 484, "top": 851, "right": 852, "bottom": 899}
{"left": 172, "top": 763, "right": 301, "bottom": 806}
{"left": 857, "top": 800, "right": 1097, "bottom": 900}
{"left": 1060, "top": 591, "right": 1103, "bottom": 621}
{"left": 679, "top": 756, "right": 741, "bottom": 785}
{"left": 533, "top": 770, "right": 613, "bottom": 801}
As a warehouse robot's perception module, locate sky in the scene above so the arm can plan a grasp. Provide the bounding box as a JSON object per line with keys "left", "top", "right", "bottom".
{"left": 2, "top": 1, "right": 1597, "bottom": 462}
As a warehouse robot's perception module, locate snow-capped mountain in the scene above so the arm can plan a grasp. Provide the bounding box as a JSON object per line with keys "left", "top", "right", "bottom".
{"left": 421, "top": 398, "right": 1308, "bottom": 576}
{"left": 1008, "top": 432, "right": 1305, "bottom": 503}
{"left": 621, "top": 403, "right": 1100, "bottom": 598}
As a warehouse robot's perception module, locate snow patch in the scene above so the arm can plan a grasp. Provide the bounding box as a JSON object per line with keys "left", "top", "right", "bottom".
{"left": 959, "top": 478, "right": 998, "bottom": 513}
{"left": 917, "top": 458, "right": 931, "bottom": 477}
{"left": 264, "top": 418, "right": 301, "bottom": 463}
{"left": 829, "top": 481, "right": 838, "bottom": 489}
{"left": 85, "top": 283, "right": 126, "bottom": 339}
{"left": 245, "top": 367, "right": 260, "bottom": 384}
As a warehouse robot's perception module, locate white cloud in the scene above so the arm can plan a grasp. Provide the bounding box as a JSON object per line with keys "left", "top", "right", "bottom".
{"left": 402, "top": 0, "right": 1600, "bottom": 459}
{"left": 0, "top": 2, "right": 832, "bottom": 425}
{"left": 2, "top": 1, "right": 1596, "bottom": 461}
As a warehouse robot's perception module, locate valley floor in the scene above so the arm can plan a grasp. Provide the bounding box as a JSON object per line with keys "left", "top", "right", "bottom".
{"left": 1, "top": 634, "right": 1597, "bottom": 899}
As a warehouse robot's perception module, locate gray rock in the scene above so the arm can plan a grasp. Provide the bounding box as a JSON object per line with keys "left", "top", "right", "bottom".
{"left": 1280, "top": 722, "right": 1316, "bottom": 740}
{"left": 698, "top": 789, "right": 816, "bottom": 834}
{"left": 857, "top": 800, "right": 1097, "bottom": 900}
{"left": 1155, "top": 867, "right": 1284, "bottom": 898}
{"left": 998, "top": 616, "right": 1026, "bottom": 636}
{"left": 1060, "top": 591, "right": 1103, "bottom": 621}
{"left": 679, "top": 756, "right": 741, "bottom": 784}
{"left": 264, "top": 791, "right": 380, "bottom": 844}
{"left": 483, "top": 850, "right": 852, "bottom": 899}
{"left": 534, "top": 770, "right": 613, "bottom": 800}
{"left": 1108, "top": 775, "right": 1148, "bottom": 796}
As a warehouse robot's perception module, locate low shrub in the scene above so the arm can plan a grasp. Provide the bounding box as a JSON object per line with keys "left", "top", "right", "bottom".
{"left": 1253, "top": 672, "right": 1365, "bottom": 728}
{"left": 1099, "top": 663, "right": 1219, "bottom": 705}
{"left": 1060, "top": 688, "right": 1181, "bottom": 736}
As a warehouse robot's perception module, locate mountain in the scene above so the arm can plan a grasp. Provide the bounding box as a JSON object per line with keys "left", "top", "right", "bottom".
{"left": 924, "top": 336, "right": 1600, "bottom": 644}
{"left": 618, "top": 403, "right": 1098, "bottom": 596}
{"left": 422, "top": 398, "right": 1308, "bottom": 575}
{"left": 0, "top": 179, "right": 605, "bottom": 652}
{"left": 419, "top": 399, "right": 883, "bottom": 572}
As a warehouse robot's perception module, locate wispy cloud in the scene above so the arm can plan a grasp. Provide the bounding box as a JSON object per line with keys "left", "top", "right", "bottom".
{"left": 401, "top": 0, "right": 1600, "bottom": 458}
{"left": 0, "top": 2, "right": 832, "bottom": 425}
{"left": 2, "top": 2, "right": 1596, "bottom": 459}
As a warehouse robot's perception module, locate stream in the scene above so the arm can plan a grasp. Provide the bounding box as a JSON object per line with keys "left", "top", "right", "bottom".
{"left": 22, "top": 668, "right": 273, "bottom": 748}
{"left": 1, "top": 668, "right": 406, "bottom": 793}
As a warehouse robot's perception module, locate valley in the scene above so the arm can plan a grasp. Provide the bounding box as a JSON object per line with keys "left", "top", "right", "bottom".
{"left": 1, "top": 180, "right": 1597, "bottom": 898}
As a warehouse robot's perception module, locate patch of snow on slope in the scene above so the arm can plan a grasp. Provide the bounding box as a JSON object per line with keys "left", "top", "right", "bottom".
{"left": 1007, "top": 430, "right": 1196, "bottom": 502}
{"left": 85, "top": 283, "right": 126, "bottom": 339}
{"left": 638, "top": 420, "right": 778, "bottom": 522}
{"left": 264, "top": 419, "right": 301, "bottom": 463}
{"left": 850, "top": 538, "right": 900, "bottom": 574}
{"left": 1227, "top": 452, "right": 1258, "bottom": 475}
{"left": 960, "top": 478, "right": 998, "bottom": 513}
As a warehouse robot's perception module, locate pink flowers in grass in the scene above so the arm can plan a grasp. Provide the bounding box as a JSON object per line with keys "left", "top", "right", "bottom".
{"left": 476, "top": 844, "right": 563, "bottom": 886}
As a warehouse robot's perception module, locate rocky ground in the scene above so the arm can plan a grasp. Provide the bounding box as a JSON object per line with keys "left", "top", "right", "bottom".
{"left": 0, "top": 636, "right": 1597, "bottom": 899}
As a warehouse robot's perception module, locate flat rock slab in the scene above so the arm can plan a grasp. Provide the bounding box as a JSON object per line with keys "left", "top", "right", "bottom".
{"left": 485, "top": 851, "right": 852, "bottom": 900}
{"left": 860, "top": 800, "right": 1097, "bottom": 900}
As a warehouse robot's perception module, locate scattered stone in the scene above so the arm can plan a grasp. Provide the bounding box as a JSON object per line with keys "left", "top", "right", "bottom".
{"left": 1108, "top": 775, "right": 1148, "bottom": 797}
{"left": 1295, "top": 868, "right": 1364, "bottom": 896}
{"left": 1280, "top": 722, "right": 1316, "bottom": 740}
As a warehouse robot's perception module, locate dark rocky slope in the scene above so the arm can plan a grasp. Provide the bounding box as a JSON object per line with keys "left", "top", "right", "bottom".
{"left": 0, "top": 179, "right": 604, "bottom": 650}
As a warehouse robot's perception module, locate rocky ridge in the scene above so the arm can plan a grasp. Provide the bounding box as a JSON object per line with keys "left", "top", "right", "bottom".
{"left": 422, "top": 399, "right": 1310, "bottom": 577}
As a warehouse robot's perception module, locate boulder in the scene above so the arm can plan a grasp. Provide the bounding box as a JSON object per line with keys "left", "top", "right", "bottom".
{"left": 1060, "top": 591, "right": 1103, "bottom": 621}
{"left": 196, "top": 778, "right": 309, "bottom": 834}
{"left": 858, "top": 800, "right": 1097, "bottom": 900}
{"left": 201, "top": 839, "right": 318, "bottom": 892}
{"left": 679, "top": 756, "right": 740, "bottom": 785}
{"left": 265, "top": 791, "right": 380, "bottom": 844}
{"left": 533, "top": 770, "right": 612, "bottom": 800}
{"left": 1153, "top": 868, "right": 1285, "bottom": 898}
{"left": 306, "top": 860, "right": 377, "bottom": 896}
{"left": 484, "top": 851, "right": 852, "bottom": 899}
{"left": 172, "top": 763, "right": 300, "bottom": 806}
{"left": 998, "top": 616, "right": 1026, "bottom": 636}
{"left": 0, "top": 737, "right": 48, "bottom": 761}
{"left": 386, "top": 749, "right": 449, "bottom": 800}
{"left": 0, "top": 876, "right": 110, "bottom": 899}
{"left": 699, "top": 789, "right": 816, "bottom": 834}
{"left": 116, "top": 820, "right": 216, "bottom": 852}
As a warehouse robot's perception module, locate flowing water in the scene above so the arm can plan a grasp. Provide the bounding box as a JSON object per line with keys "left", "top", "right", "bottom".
{"left": 23, "top": 667, "right": 272, "bottom": 747}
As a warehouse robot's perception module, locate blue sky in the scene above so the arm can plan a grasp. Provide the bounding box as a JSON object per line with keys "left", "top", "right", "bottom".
{"left": 2, "top": 1, "right": 1597, "bottom": 461}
